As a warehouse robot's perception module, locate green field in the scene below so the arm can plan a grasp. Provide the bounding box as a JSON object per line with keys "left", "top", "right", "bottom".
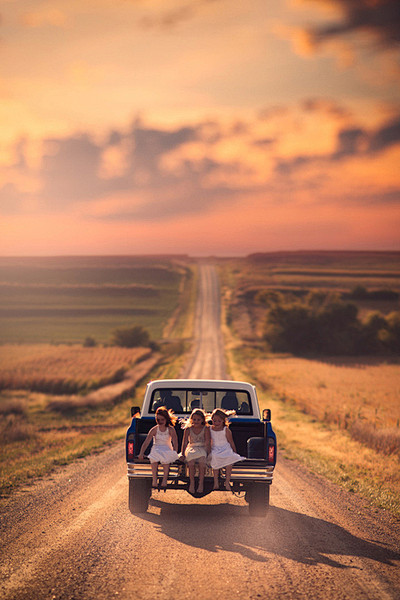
{"left": 0, "top": 255, "right": 191, "bottom": 344}
{"left": 220, "top": 251, "right": 400, "bottom": 291}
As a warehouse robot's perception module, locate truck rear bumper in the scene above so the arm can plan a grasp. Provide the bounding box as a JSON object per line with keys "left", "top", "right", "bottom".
{"left": 127, "top": 459, "right": 274, "bottom": 483}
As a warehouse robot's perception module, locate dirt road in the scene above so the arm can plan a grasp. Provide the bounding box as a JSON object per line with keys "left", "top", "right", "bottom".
{"left": 1, "top": 264, "right": 399, "bottom": 600}
{"left": 181, "top": 263, "right": 227, "bottom": 380}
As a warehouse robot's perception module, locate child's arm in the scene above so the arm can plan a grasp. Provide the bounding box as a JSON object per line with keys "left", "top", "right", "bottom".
{"left": 170, "top": 426, "right": 179, "bottom": 452}
{"left": 205, "top": 427, "right": 211, "bottom": 454}
{"left": 225, "top": 427, "right": 237, "bottom": 452}
{"left": 181, "top": 427, "right": 189, "bottom": 456}
{"left": 138, "top": 426, "right": 156, "bottom": 460}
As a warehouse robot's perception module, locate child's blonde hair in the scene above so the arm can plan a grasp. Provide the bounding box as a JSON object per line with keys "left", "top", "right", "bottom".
{"left": 182, "top": 408, "right": 208, "bottom": 429}
{"left": 155, "top": 406, "right": 177, "bottom": 427}
{"left": 211, "top": 408, "right": 234, "bottom": 427}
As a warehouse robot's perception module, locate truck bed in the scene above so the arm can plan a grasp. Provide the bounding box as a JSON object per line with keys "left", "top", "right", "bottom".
{"left": 131, "top": 418, "right": 267, "bottom": 459}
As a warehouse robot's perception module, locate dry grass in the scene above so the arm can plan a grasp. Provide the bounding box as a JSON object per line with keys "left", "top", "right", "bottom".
{"left": 226, "top": 346, "right": 400, "bottom": 515}
{"left": 0, "top": 414, "right": 37, "bottom": 442}
{"left": 0, "top": 345, "right": 182, "bottom": 496}
{"left": 250, "top": 356, "right": 400, "bottom": 455}
{"left": 0, "top": 397, "right": 26, "bottom": 415}
{"left": 0, "top": 385, "right": 132, "bottom": 495}
{"left": 0, "top": 419, "right": 125, "bottom": 495}
{"left": 261, "top": 392, "right": 400, "bottom": 515}
{"left": 0, "top": 344, "right": 150, "bottom": 393}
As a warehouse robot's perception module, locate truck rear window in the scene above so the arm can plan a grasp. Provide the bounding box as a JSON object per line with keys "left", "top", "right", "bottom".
{"left": 149, "top": 389, "right": 252, "bottom": 415}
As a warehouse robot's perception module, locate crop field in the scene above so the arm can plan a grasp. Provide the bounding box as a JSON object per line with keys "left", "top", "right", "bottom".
{"left": 0, "top": 255, "right": 191, "bottom": 344}
{"left": 0, "top": 342, "right": 170, "bottom": 496}
{"left": 219, "top": 251, "right": 400, "bottom": 290}
{"left": 250, "top": 355, "right": 400, "bottom": 453}
{"left": 0, "top": 344, "right": 151, "bottom": 393}
{"left": 225, "top": 341, "right": 400, "bottom": 514}
{"left": 0, "top": 341, "right": 179, "bottom": 496}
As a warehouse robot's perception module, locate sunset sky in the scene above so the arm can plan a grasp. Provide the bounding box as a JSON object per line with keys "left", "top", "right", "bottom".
{"left": 1, "top": 0, "right": 399, "bottom": 256}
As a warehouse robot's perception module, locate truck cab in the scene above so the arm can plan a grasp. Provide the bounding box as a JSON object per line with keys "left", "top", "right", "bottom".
{"left": 126, "top": 379, "right": 277, "bottom": 516}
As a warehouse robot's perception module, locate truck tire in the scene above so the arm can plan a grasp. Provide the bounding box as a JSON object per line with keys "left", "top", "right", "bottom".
{"left": 129, "top": 478, "right": 151, "bottom": 514}
{"left": 248, "top": 483, "right": 270, "bottom": 517}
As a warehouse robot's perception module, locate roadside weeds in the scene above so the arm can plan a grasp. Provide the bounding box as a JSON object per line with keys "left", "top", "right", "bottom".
{"left": 223, "top": 335, "right": 400, "bottom": 519}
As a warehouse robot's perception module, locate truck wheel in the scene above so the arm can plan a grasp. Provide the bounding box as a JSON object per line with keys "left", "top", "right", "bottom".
{"left": 248, "top": 483, "right": 270, "bottom": 517}
{"left": 129, "top": 478, "right": 151, "bottom": 514}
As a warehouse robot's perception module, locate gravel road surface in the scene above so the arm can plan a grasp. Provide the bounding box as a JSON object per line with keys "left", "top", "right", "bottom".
{"left": 181, "top": 263, "right": 227, "bottom": 379}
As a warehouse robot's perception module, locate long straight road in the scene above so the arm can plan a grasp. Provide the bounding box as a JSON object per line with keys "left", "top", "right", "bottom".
{"left": 1, "top": 264, "right": 399, "bottom": 600}
{"left": 181, "top": 263, "right": 227, "bottom": 379}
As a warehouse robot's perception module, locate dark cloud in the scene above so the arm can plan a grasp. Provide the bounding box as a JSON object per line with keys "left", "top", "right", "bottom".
{"left": 307, "top": 0, "right": 400, "bottom": 49}
{"left": 379, "top": 188, "right": 400, "bottom": 204}
{"left": 88, "top": 152, "right": 247, "bottom": 222}
{"left": 332, "top": 127, "right": 367, "bottom": 160}
{"left": 338, "top": 186, "right": 400, "bottom": 206}
{"left": 335, "top": 115, "right": 400, "bottom": 157}
{"left": 108, "top": 130, "right": 123, "bottom": 146}
{"left": 132, "top": 124, "right": 198, "bottom": 171}
{"left": 28, "top": 122, "right": 202, "bottom": 209}
{"left": 4, "top": 109, "right": 399, "bottom": 220}
{"left": 275, "top": 154, "right": 316, "bottom": 176}
{"left": 368, "top": 116, "right": 400, "bottom": 153}
{"left": 197, "top": 121, "right": 223, "bottom": 144}
{"left": 275, "top": 113, "right": 400, "bottom": 176}
{"left": 253, "top": 138, "right": 275, "bottom": 148}
{"left": 0, "top": 119, "right": 246, "bottom": 220}
{"left": 301, "top": 98, "right": 352, "bottom": 119}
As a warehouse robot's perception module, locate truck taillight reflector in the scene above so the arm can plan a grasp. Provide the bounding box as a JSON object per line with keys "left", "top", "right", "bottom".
{"left": 268, "top": 445, "right": 275, "bottom": 462}
{"left": 128, "top": 442, "right": 134, "bottom": 456}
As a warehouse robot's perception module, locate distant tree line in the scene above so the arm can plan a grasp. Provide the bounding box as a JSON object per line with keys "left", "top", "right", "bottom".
{"left": 111, "top": 325, "right": 159, "bottom": 350}
{"left": 83, "top": 325, "right": 158, "bottom": 350}
{"left": 345, "top": 285, "right": 399, "bottom": 301}
{"left": 258, "top": 291, "right": 400, "bottom": 356}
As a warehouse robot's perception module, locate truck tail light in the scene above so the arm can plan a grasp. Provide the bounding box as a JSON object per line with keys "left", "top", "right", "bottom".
{"left": 128, "top": 441, "right": 134, "bottom": 458}
{"left": 268, "top": 444, "right": 275, "bottom": 463}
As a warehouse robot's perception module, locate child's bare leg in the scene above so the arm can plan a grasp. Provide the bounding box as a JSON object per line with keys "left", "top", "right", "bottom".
{"left": 188, "top": 461, "right": 195, "bottom": 493}
{"left": 151, "top": 462, "right": 158, "bottom": 487}
{"left": 224, "top": 465, "right": 233, "bottom": 490}
{"left": 197, "top": 462, "right": 205, "bottom": 493}
{"left": 161, "top": 463, "right": 169, "bottom": 487}
{"left": 213, "top": 469, "right": 220, "bottom": 490}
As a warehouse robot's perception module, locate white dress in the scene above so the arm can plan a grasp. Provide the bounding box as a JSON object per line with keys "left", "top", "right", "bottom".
{"left": 185, "top": 426, "right": 207, "bottom": 463}
{"left": 210, "top": 427, "right": 244, "bottom": 469}
{"left": 148, "top": 427, "right": 179, "bottom": 464}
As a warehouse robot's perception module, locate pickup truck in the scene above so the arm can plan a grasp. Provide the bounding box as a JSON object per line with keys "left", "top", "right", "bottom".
{"left": 126, "top": 379, "right": 277, "bottom": 516}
